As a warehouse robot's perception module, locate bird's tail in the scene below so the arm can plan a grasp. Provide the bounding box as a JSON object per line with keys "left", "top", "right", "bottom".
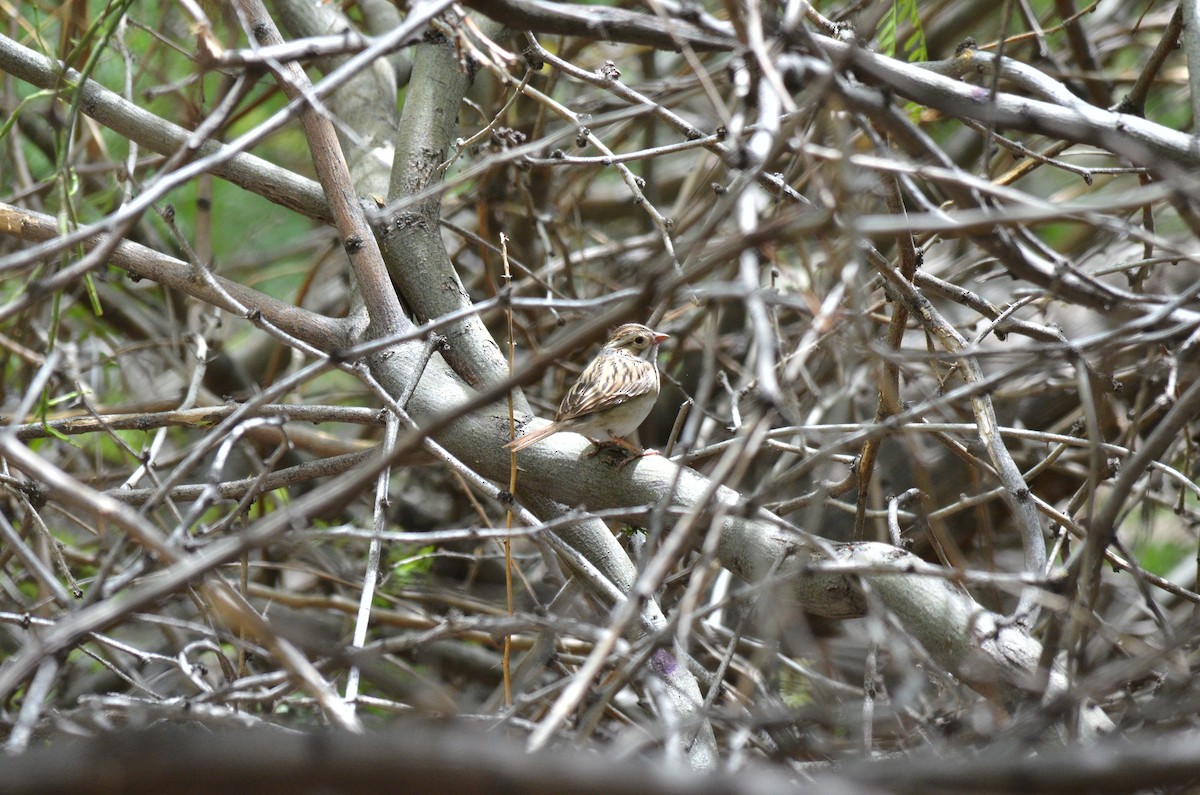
{"left": 504, "top": 422, "right": 559, "bottom": 452}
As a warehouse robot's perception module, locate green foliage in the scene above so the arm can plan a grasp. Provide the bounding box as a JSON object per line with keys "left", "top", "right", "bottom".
{"left": 387, "top": 544, "right": 437, "bottom": 584}
{"left": 876, "top": 0, "right": 927, "bottom": 122}
{"left": 190, "top": 177, "right": 314, "bottom": 269}
{"left": 92, "top": 429, "right": 148, "bottom": 467}
{"left": 876, "top": 0, "right": 927, "bottom": 63}
{"left": 778, "top": 664, "right": 813, "bottom": 709}
{"left": 1133, "top": 538, "right": 1190, "bottom": 578}
{"left": 0, "top": 89, "right": 51, "bottom": 144}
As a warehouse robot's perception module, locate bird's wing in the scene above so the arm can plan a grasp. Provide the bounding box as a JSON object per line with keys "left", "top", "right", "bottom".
{"left": 556, "top": 354, "right": 656, "bottom": 421}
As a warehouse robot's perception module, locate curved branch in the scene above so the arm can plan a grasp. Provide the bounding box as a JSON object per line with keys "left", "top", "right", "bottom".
{"left": 0, "top": 34, "right": 331, "bottom": 223}
{"left": 464, "top": 0, "right": 735, "bottom": 50}
{"left": 0, "top": 202, "right": 346, "bottom": 350}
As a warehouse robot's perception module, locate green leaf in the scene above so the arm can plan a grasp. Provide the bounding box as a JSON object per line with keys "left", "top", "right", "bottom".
{"left": 876, "top": 0, "right": 927, "bottom": 63}
{"left": 876, "top": 0, "right": 928, "bottom": 122}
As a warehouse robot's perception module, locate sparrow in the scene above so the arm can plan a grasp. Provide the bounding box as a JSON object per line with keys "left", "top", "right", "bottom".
{"left": 506, "top": 323, "right": 669, "bottom": 461}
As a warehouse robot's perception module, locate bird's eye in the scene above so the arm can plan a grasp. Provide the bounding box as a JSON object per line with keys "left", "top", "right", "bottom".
{"left": 635, "top": 335, "right": 645, "bottom": 344}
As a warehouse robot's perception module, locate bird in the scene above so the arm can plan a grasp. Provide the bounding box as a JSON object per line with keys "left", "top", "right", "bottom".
{"left": 506, "top": 323, "right": 669, "bottom": 461}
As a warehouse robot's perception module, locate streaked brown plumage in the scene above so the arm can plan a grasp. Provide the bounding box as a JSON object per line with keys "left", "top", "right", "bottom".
{"left": 506, "top": 323, "right": 669, "bottom": 455}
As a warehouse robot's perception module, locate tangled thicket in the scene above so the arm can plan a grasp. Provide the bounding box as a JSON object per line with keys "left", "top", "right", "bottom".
{"left": 2, "top": 0, "right": 1200, "bottom": 791}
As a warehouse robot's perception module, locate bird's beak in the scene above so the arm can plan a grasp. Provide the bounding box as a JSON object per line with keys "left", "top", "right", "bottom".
{"left": 652, "top": 332, "right": 669, "bottom": 344}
